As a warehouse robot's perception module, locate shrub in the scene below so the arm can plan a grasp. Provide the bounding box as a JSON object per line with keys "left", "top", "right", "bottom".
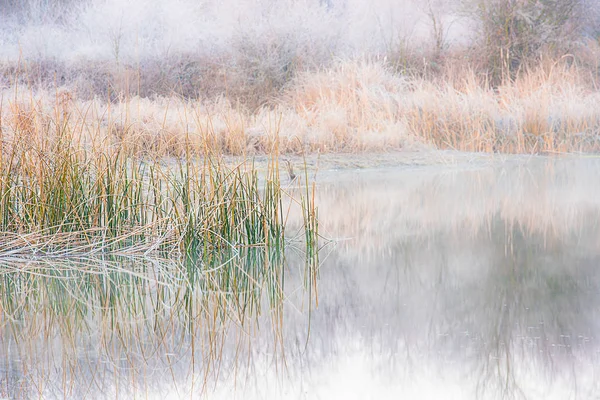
{"left": 0, "top": 0, "right": 81, "bottom": 23}
{"left": 466, "top": 0, "right": 589, "bottom": 83}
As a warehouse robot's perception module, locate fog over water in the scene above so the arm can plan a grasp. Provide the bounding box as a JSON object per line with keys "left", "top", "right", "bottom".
{"left": 2, "top": 155, "right": 600, "bottom": 399}
{"left": 2, "top": 1, "right": 600, "bottom": 399}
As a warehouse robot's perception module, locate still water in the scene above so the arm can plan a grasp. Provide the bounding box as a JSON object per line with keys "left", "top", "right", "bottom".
{"left": 2, "top": 155, "right": 600, "bottom": 399}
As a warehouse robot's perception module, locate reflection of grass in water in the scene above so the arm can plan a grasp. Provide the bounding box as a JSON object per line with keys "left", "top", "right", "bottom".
{"left": 0, "top": 98, "right": 321, "bottom": 398}
{"left": 0, "top": 251, "right": 295, "bottom": 398}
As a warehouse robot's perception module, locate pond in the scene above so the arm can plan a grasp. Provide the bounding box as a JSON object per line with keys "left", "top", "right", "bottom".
{"left": 2, "top": 154, "right": 600, "bottom": 399}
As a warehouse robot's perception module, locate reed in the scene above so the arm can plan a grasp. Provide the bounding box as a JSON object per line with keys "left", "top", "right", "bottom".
{"left": 0, "top": 96, "right": 319, "bottom": 262}
{"left": 5, "top": 58, "right": 600, "bottom": 158}
{"left": 0, "top": 98, "right": 322, "bottom": 396}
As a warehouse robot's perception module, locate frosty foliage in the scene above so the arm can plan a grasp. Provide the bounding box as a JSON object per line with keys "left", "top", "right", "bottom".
{"left": 0, "top": 0, "right": 462, "bottom": 64}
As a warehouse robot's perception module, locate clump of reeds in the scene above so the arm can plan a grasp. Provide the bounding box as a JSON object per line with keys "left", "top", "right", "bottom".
{"left": 0, "top": 124, "right": 322, "bottom": 395}
{"left": 0, "top": 91, "right": 324, "bottom": 393}
{"left": 0, "top": 96, "right": 319, "bottom": 261}
{"left": 0, "top": 93, "right": 324, "bottom": 397}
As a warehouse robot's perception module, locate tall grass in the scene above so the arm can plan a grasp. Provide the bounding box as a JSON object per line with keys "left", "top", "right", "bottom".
{"left": 0, "top": 93, "right": 321, "bottom": 259}
{"left": 0, "top": 93, "right": 323, "bottom": 397}
{"left": 6, "top": 60, "right": 600, "bottom": 157}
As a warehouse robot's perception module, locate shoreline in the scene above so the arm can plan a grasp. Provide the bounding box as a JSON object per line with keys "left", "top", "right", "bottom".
{"left": 221, "top": 149, "right": 600, "bottom": 182}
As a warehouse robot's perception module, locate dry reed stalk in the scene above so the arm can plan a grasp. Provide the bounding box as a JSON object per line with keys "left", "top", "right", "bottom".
{"left": 2, "top": 60, "right": 600, "bottom": 156}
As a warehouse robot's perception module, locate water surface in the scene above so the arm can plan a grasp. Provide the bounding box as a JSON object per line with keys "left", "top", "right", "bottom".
{"left": 2, "top": 155, "right": 600, "bottom": 399}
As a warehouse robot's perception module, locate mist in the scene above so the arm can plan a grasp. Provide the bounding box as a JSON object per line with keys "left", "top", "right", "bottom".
{"left": 0, "top": 0, "right": 470, "bottom": 85}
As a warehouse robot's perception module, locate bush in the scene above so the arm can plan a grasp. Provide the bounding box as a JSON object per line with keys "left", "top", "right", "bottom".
{"left": 466, "top": 0, "right": 588, "bottom": 83}
{"left": 0, "top": 0, "right": 81, "bottom": 23}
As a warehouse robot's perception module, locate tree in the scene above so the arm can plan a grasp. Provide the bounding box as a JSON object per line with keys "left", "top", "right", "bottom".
{"left": 466, "top": 0, "right": 588, "bottom": 83}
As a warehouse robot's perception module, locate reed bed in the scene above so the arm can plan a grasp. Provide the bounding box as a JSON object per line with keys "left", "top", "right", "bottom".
{"left": 0, "top": 96, "right": 322, "bottom": 396}
{"left": 4, "top": 59, "right": 600, "bottom": 157}
{"left": 0, "top": 101, "right": 303, "bottom": 258}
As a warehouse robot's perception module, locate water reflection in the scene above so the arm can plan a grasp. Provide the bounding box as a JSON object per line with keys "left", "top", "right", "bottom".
{"left": 2, "top": 156, "right": 600, "bottom": 399}
{"left": 0, "top": 252, "right": 286, "bottom": 399}
{"left": 279, "top": 157, "right": 600, "bottom": 399}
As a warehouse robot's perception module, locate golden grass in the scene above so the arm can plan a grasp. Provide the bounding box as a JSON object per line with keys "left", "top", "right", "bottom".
{"left": 2, "top": 59, "right": 600, "bottom": 156}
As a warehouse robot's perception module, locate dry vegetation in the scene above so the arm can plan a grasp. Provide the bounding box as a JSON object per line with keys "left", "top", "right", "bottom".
{"left": 4, "top": 59, "right": 600, "bottom": 156}
{"left": 1, "top": 0, "right": 600, "bottom": 155}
